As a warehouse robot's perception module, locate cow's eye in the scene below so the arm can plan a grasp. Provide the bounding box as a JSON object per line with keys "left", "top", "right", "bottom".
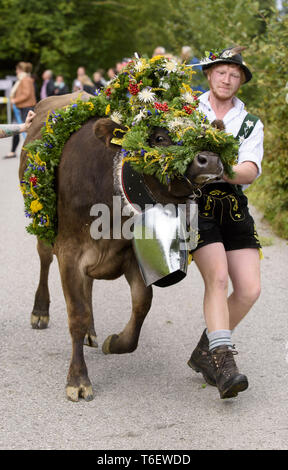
{"left": 156, "top": 135, "right": 165, "bottom": 143}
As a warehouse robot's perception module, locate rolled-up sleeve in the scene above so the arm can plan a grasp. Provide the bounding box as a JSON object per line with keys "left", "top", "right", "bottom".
{"left": 238, "top": 120, "right": 264, "bottom": 176}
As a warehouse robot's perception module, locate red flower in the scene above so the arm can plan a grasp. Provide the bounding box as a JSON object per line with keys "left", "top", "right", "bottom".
{"left": 183, "top": 105, "right": 193, "bottom": 114}
{"left": 211, "top": 54, "right": 217, "bottom": 60}
{"left": 29, "top": 176, "right": 38, "bottom": 186}
{"left": 105, "top": 88, "right": 112, "bottom": 97}
{"left": 128, "top": 80, "right": 142, "bottom": 95}
{"left": 154, "top": 102, "right": 169, "bottom": 112}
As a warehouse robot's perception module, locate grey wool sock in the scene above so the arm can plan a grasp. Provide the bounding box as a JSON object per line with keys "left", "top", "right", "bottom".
{"left": 207, "top": 329, "right": 233, "bottom": 351}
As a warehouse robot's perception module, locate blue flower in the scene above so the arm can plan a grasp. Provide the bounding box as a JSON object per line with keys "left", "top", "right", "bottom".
{"left": 121, "top": 148, "right": 129, "bottom": 157}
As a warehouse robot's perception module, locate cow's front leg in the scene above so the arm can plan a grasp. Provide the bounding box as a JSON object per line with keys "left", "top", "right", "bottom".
{"left": 58, "top": 256, "right": 93, "bottom": 402}
{"left": 83, "top": 277, "right": 98, "bottom": 348}
{"left": 102, "top": 254, "right": 152, "bottom": 354}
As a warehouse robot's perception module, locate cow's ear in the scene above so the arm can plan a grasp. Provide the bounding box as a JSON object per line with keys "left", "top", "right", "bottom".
{"left": 93, "top": 118, "right": 127, "bottom": 148}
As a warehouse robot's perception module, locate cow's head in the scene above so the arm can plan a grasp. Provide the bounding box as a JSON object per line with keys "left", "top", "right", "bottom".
{"left": 94, "top": 118, "right": 223, "bottom": 199}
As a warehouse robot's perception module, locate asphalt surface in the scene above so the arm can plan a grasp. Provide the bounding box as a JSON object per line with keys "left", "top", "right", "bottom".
{"left": 0, "top": 136, "right": 288, "bottom": 450}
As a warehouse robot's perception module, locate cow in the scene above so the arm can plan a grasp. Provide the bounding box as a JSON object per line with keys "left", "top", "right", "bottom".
{"left": 19, "top": 91, "right": 224, "bottom": 401}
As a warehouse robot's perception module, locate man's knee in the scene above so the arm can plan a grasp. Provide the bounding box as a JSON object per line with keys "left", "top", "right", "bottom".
{"left": 235, "top": 283, "right": 261, "bottom": 306}
{"left": 205, "top": 271, "right": 229, "bottom": 292}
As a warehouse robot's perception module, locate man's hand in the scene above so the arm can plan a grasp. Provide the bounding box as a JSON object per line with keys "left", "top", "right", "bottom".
{"left": 22, "top": 110, "right": 36, "bottom": 132}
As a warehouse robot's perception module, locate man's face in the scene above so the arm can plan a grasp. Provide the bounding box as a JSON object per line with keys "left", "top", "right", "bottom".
{"left": 207, "top": 64, "right": 242, "bottom": 101}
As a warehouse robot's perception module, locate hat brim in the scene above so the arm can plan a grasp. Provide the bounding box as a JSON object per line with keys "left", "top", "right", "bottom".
{"left": 189, "top": 59, "right": 252, "bottom": 84}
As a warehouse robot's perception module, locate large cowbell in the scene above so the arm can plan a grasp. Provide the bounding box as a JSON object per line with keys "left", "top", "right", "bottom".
{"left": 132, "top": 202, "right": 198, "bottom": 287}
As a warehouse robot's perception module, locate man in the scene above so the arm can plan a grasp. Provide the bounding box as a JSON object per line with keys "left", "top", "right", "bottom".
{"left": 187, "top": 47, "right": 264, "bottom": 399}
{"left": 0, "top": 110, "right": 36, "bottom": 139}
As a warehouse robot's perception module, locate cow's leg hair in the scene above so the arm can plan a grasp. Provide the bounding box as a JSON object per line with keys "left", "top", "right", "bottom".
{"left": 102, "top": 256, "right": 152, "bottom": 355}
{"left": 31, "top": 239, "right": 54, "bottom": 329}
{"left": 83, "top": 276, "right": 98, "bottom": 348}
{"left": 58, "top": 256, "right": 93, "bottom": 401}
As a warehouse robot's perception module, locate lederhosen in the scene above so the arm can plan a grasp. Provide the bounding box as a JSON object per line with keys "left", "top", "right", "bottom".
{"left": 191, "top": 113, "right": 262, "bottom": 253}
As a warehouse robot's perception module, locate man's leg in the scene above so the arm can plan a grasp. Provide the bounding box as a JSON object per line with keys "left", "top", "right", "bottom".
{"left": 193, "top": 242, "right": 230, "bottom": 332}
{"left": 189, "top": 242, "right": 248, "bottom": 398}
{"left": 227, "top": 248, "right": 261, "bottom": 330}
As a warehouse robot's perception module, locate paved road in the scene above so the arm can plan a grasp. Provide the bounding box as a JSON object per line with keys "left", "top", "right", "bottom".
{"left": 0, "top": 137, "right": 288, "bottom": 450}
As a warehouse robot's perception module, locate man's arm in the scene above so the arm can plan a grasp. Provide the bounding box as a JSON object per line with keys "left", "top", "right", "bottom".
{"left": 224, "top": 119, "right": 264, "bottom": 185}
{"left": 0, "top": 124, "right": 23, "bottom": 138}
{"left": 0, "top": 110, "right": 36, "bottom": 138}
{"left": 223, "top": 161, "right": 259, "bottom": 185}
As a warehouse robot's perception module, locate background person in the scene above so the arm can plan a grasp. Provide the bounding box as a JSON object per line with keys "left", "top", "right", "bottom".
{"left": 54, "top": 75, "right": 69, "bottom": 95}
{"left": 72, "top": 66, "right": 86, "bottom": 91}
{"left": 79, "top": 74, "right": 96, "bottom": 94}
{"left": 4, "top": 62, "right": 36, "bottom": 158}
{"left": 93, "top": 70, "right": 106, "bottom": 90}
{"left": 40, "top": 70, "right": 54, "bottom": 99}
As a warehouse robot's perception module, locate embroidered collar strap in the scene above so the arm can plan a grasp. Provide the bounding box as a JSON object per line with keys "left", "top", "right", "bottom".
{"left": 236, "top": 113, "right": 259, "bottom": 145}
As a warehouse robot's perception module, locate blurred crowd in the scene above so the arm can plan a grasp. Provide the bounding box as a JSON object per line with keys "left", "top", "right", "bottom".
{"left": 4, "top": 45, "right": 205, "bottom": 158}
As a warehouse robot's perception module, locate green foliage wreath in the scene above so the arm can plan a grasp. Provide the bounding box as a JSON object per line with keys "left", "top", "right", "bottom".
{"left": 21, "top": 54, "right": 238, "bottom": 244}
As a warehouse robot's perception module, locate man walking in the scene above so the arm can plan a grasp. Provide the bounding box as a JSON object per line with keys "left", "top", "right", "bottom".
{"left": 188, "top": 47, "right": 264, "bottom": 399}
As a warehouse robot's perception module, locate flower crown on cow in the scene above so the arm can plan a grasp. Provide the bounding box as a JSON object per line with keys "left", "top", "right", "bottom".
{"left": 22, "top": 54, "right": 238, "bottom": 244}
{"left": 103, "top": 54, "right": 238, "bottom": 183}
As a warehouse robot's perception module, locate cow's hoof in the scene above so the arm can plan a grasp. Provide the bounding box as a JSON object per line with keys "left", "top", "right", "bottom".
{"left": 84, "top": 333, "right": 98, "bottom": 348}
{"left": 66, "top": 384, "right": 94, "bottom": 402}
{"left": 102, "top": 334, "right": 118, "bottom": 354}
{"left": 31, "top": 313, "right": 49, "bottom": 329}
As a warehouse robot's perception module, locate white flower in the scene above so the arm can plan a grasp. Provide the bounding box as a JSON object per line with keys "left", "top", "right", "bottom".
{"left": 164, "top": 59, "right": 178, "bottom": 74}
{"left": 167, "top": 117, "right": 194, "bottom": 131}
{"left": 138, "top": 87, "right": 156, "bottom": 103}
{"left": 245, "top": 120, "right": 254, "bottom": 128}
{"left": 134, "top": 59, "right": 149, "bottom": 73}
{"left": 239, "top": 135, "right": 245, "bottom": 145}
{"left": 181, "top": 92, "right": 195, "bottom": 104}
{"left": 159, "top": 78, "right": 170, "bottom": 90}
{"left": 110, "top": 111, "right": 123, "bottom": 124}
{"left": 134, "top": 109, "right": 147, "bottom": 123}
{"left": 221, "top": 50, "right": 233, "bottom": 59}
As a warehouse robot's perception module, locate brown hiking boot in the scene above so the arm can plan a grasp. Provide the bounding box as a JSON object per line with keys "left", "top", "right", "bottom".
{"left": 187, "top": 329, "right": 216, "bottom": 386}
{"left": 211, "top": 346, "right": 249, "bottom": 399}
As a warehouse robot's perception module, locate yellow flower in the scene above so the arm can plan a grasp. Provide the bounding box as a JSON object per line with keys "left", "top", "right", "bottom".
{"left": 30, "top": 199, "right": 43, "bottom": 213}
{"left": 86, "top": 102, "right": 95, "bottom": 111}
{"left": 105, "top": 104, "right": 111, "bottom": 115}
{"left": 44, "top": 111, "right": 54, "bottom": 134}
{"left": 150, "top": 55, "right": 164, "bottom": 63}
{"left": 113, "top": 81, "right": 120, "bottom": 88}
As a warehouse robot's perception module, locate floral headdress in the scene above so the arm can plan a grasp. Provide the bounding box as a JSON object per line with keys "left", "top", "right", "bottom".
{"left": 22, "top": 54, "right": 238, "bottom": 244}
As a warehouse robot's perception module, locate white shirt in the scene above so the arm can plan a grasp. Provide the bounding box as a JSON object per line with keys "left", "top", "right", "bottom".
{"left": 198, "top": 91, "right": 264, "bottom": 176}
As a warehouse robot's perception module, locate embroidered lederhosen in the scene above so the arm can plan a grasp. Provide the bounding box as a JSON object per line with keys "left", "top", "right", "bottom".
{"left": 192, "top": 113, "right": 262, "bottom": 252}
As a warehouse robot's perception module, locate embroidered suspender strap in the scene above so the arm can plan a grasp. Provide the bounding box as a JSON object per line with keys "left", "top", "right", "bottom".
{"left": 232, "top": 113, "right": 259, "bottom": 197}
{"left": 235, "top": 113, "right": 259, "bottom": 145}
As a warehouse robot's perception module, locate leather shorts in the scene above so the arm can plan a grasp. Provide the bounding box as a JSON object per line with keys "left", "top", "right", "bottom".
{"left": 191, "top": 183, "right": 261, "bottom": 252}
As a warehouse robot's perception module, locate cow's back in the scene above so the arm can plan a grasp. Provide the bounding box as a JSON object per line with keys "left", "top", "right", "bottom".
{"left": 19, "top": 91, "right": 93, "bottom": 180}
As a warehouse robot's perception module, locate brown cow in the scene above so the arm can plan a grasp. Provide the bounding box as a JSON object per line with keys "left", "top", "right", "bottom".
{"left": 19, "top": 92, "right": 223, "bottom": 401}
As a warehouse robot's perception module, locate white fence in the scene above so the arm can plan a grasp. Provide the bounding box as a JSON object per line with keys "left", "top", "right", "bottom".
{"left": 0, "top": 77, "right": 16, "bottom": 123}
